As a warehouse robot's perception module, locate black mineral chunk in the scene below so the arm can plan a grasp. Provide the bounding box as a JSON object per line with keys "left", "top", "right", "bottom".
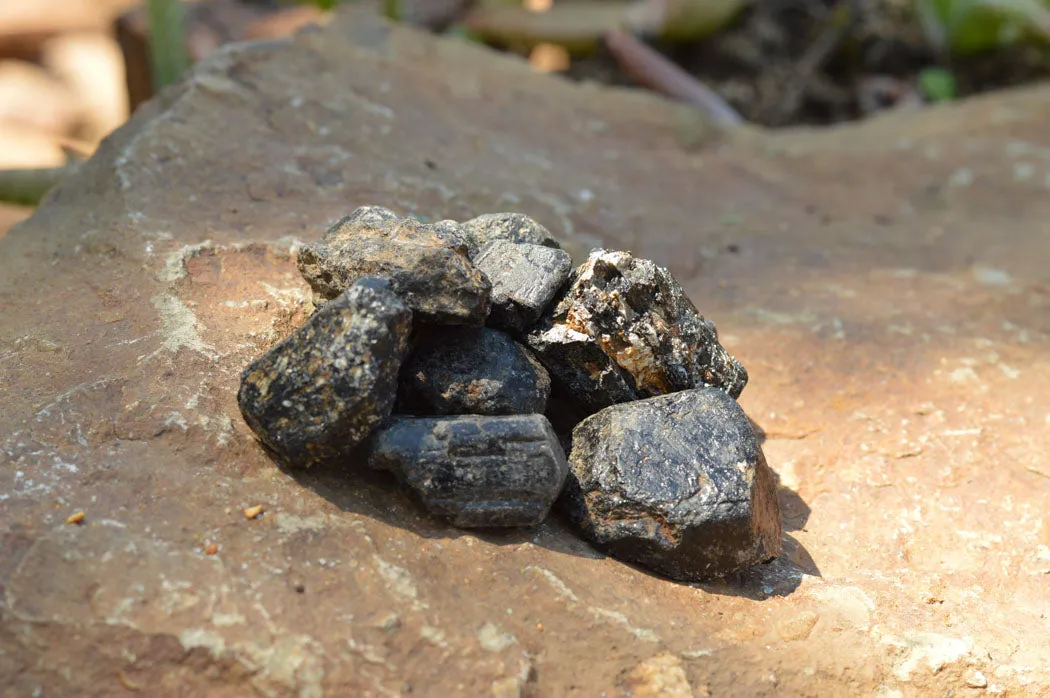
{"left": 367, "top": 414, "right": 569, "bottom": 528}
{"left": 237, "top": 278, "right": 412, "bottom": 467}
{"left": 526, "top": 248, "right": 748, "bottom": 416}
{"left": 398, "top": 327, "right": 551, "bottom": 416}
{"left": 297, "top": 207, "right": 490, "bottom": 325}
{"left": 561, "top": 388, "right": 782, "bottom": 582}
{"left": 459, "top": 212, "right": 562, "bottom": 258}
{"left": 474, "top": 240, "right": 573, "bottom": 332}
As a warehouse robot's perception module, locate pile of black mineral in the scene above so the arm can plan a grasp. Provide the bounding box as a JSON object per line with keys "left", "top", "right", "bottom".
{"left": 237, "top": 206, "right": 782, "bottom": 582}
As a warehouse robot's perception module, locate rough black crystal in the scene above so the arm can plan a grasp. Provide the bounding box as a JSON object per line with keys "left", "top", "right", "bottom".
{"left": 527, "top": 248, "right": 748, "bottom": 416}
{"left": 398, "top": 327, "right": 550, "bottom": 416}
{"left": 474, "top": 241, "right": 573, "bottom": 332}
{"left": 367, "top": 414, "right": 569, "bottom": 527}
{"left": 296, "top": 207, "right": 490, "bottom": 325}
{"left": 561, "top": 387, "right": 781, "bottom": 581}
{"left": 237, "top": 278, "right": 412, "bottom": 467}
{"left": 459, "top": 212, "right": 562, "bottom": 258}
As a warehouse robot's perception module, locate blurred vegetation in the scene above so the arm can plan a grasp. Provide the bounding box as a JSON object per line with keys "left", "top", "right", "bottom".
{"left": 146, "top": 0, "right": 192, "bottom": 89}
{"left": 915, "top": 0, "right": 1050, "bottom": 55}
{"left": 918, "top": 66, "right": 958, "bottom": 101}
{"left": 5, "top": 0, "right": 1050, "bottom": 207}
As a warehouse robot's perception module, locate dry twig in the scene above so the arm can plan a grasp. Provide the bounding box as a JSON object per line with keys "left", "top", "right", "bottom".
{"left": 603, "top": 28, "right": 743, "bottom": 127}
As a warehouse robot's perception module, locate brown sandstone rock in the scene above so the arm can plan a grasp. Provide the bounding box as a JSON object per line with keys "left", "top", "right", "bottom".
{"left": 1, "top": 6, "right": 1048, "bottom": 698}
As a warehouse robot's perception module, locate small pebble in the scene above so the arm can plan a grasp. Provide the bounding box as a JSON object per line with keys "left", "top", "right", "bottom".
{"left": 966, "top": 670, "right": 988, "bottom": 688}
{"left": 243, "top": 505, "right": 264, "bottom": 520}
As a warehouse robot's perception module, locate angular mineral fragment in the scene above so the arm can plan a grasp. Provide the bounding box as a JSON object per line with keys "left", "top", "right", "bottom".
{"left": 237, "top": 278, "right": 412, "bottom": 467}
{"left": 367, "top": 414, "right": 569, "bottom": 528}
{"left": 526, "top": 248, "right": 748, "bottom": 415}
{"left": 458, "top": 212, "right": 561, "bottom": 258}
{"left": 474, "top": 240, "right": 573, "bottom": 332}
{"left": 398, "top": 327, "right": 551, "bottom": 416}
{"left": 296, "top": 207, "right": 490, "bottom": 325}
{"left": 561, "top": 388, "right": 781, "bottom": 581}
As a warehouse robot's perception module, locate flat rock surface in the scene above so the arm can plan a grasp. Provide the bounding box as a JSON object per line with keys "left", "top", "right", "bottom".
{"left": 2, "top": 7, "right": 1049, "bottom": 697}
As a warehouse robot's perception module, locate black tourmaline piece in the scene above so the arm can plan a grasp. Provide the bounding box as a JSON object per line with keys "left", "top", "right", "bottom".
{"left": 458, "top": 212, "right": 562, "bottom": 258}
{"left": 237, "top": 277, "right": 412, "bottom": 467}
{"left": 296, "top": 206, "right": 491, "bottom": 325}
{"left": 527, "top": 248, "right": 748, "bottom": 416}
{"left": 561, "top": 387, "right": 781, "bottom": 582}
{"left": 367, "top": 414, "right": 569, "bottom": 528}
{"left": 474, "top": 240, "right": 573, "bottom": 333}
{"left": 234, "top": 207, "right": 782, "bottom": 582}
{"left": 398, "top": 327, "right": 550, "bottom": 416}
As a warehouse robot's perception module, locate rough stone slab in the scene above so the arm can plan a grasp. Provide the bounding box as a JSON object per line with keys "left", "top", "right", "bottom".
{"left": 459, "top": 212, "right": 562, "bottom": 258}
{"left": 474, "top": 240, "right": 573, "bottom": 332}
{"left": 237, "top": 277, "right": 412, "bottom": 467}
{"left": 297, "top": 206, "right": 490, "bottom": 325}
{"left": 562, "top": 388, "right": 782, "bottom": 582}
{"left": 527, "top": 248, "right": 748, "bottom": 415}
{"left": 4, "top": 4, "right": 1050, "bottom": 695}
{"left": 367, "top": 414, "right": 569, "bottom": 527}
{"left": 397, "top": 327, "right": 551, "bottom": 415}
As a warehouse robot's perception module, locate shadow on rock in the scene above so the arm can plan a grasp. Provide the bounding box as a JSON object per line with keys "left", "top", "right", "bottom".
{"left": 685, "top": 473, "right": 820, "bottom": 601}
{"left": 693, "top": 534, "right": 820, "bottom": 600}
{"left": 274, "top": 441, "right": 820, "bottom": 597}
{"left": 275, "top": 445, "right": 604, "bottom": 561}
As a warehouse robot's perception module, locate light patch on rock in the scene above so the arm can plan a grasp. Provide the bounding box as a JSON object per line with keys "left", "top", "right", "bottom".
{"left": 346, "top": 636, "right": 392, "bottom": 666}
{"left": 947, "top": 167, "right": 974, "bottom": 188}
{"left": 806, "top": 584, "right": 874, "bottom": 631}
{"left": 491, "top": 677, "right": 522, "bottom": 698}
{"left": 750, "top": 308, "right": 818, "bottom": 326}
{"left": 948, "top": 366, "right": 980, "bottom": 384}
{"left": 882, "top": 631, "right": 973, "bottom": 681}
{"left": 179, "top": 627, "right": 227, "bottom": 654}
{"left": 259, "top": 281, "right": 311, "bottom": 305}
{"left": 374, "top": 555, "right": 427, "bottom": 609}
{"left": 874, "top": 688, "right": 904, "bottom": 698}
{"left": 1013, "top": 162, "right": 1035, "bottom": 182}
{"left": 34, "top": 377, "right": 119, "bottom": 421}
{"left": 275, "top": 513, "right": 327, "bottom": 536}
{"left": 147, "top": 294, "right": 217, "bottom": 360}
{"left": 420, "top": 625, "right": 447, "bottom": 647}
{"left": 624, "top": 653, "right": 692, "bottom": 698}
{"left": 477, "top": 621, "right": 517, "bottom": 652}
{"left": 972, "top": 266, "right": 1013, "bottom": 288}
{"left": 212, "top": 612, "right": 246, "bottom": 627}
{"left": 159, "top": 240, "right": 216, "bottom": 282}
{"left": 527, "top": 566, "right": 660, "bottom": 643}
{"left": 247, "top": 634, "right": 326, "bottom": 698}
{"left": 215, "top": 413, "right": 235, "bottom": 447}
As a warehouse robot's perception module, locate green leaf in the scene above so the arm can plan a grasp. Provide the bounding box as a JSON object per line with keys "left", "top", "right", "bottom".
{"left": 918, "top": 67, "right": 957, "bottom": 101}
{"left": 914, "top": 0, "right": 1050, "bottom": 55}
{"left": 146, "top": 0, "right": 192, "bottom": 89}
